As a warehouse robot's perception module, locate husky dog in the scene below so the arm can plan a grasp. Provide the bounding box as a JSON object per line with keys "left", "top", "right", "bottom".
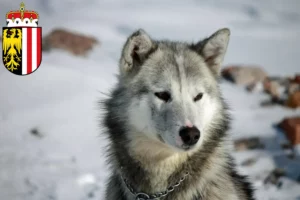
{"left": 102, "top": 28, "right": 254, "bottom": 200}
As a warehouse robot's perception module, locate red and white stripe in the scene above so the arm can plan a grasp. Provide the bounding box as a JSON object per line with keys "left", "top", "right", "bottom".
{"left": 21, "top": 27, "right": 41, "bottom": 75}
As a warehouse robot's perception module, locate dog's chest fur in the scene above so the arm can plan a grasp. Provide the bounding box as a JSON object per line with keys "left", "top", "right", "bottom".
{"left": 114, "top": 139, "right": 243, "bottom": 200}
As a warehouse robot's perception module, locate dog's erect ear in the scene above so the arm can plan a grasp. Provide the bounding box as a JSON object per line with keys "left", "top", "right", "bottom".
{"left": 119, "top": 29, "right": 156, "bottom": 77}
{"left": 191, "top": 28, "right": 230, "bottom": 76}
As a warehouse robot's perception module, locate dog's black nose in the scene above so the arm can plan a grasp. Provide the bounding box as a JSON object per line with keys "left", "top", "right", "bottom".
{"left": 179, "top": 126, "right": 200, "bottom": 146}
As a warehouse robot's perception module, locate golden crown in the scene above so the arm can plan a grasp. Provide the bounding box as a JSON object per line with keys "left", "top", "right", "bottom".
{"left": 6, "top": 2, "right": 39, "bottom": 23}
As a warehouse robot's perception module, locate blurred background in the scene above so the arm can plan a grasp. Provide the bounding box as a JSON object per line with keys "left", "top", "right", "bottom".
{"left": 0, "top": 0, "right": 300, "bottom": 199}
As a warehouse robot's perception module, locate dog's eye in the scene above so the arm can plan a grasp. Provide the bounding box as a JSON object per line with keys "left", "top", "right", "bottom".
{"left": 194, "top": 93, "right": 203, "bottom": 102}
{"left": 155, "top": 92, "right": 171, "bottom": 102}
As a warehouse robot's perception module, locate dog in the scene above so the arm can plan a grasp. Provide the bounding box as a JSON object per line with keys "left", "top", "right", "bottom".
{"left": 102, "top": 28, "right": 255, "bottom": 200}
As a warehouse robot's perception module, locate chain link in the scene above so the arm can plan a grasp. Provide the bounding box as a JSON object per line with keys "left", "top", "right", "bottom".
{"left": 121, "top": 170, "right": 189, "bottom": 200}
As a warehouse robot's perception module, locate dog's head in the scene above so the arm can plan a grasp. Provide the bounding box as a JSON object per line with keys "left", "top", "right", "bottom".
{"left": 117, "top": 29, "right": 230, "bottom": 152}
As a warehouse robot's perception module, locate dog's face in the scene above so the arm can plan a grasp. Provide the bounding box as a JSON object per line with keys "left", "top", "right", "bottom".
{"left": 120, "top": 29, "right": 230, "bottom": 152}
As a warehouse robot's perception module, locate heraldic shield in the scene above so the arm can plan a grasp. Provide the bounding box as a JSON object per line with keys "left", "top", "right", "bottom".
{"left": 2, "top": 27, "right": 42, "bottom": 75}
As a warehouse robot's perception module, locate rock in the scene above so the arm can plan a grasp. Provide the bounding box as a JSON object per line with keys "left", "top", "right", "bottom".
{"left": 260, "top": 97, "right": 285, "bottom": 107}
{"left": 290, "top": 74, "right": 300, "bottom": 84}
{"left": 241, "top": 157, "right": 257, "bottom": 166}
{"left": 280, "top": 143, "right": 296, "bottom": 159}
{"left": 30, "top": 128, "right": 43, "bottom": 138}
{"left": 278, "top": 117, "right": 300, "bottom": 145}
{"left": 260, "top": 75, "right": 300, "bottom": 108}
{"left": 222, "top": 65, "right": 267, "bottom": 85}
{"left": 88, "top": 191, "right": 95, "bottom": 198}
{"left": 287, "top": 152, "right": 296, "bottom": 159}
{"left": 246, "top": 82, "right": 264, "bottom": 93}
{"left": 264, "top": 76, "right": 292, "bottom": 97}
{"left": 234, "top": 137, "right": 264, "bottom": 151}
{"left": 264, "top": 76, "right": 299, "bottom": 96}
{"left": 268, "top": 76, "right": 291, "bottom": 85}
{"left": 43, "top": 28, "right": 99, "bottom": 56}
{"left": 264, "top": 168, "right": 286, "bottom": 185}
{"left": 288, "top": 83, "right": 300, "bottom": 96}
{"left": 221, "top": 67, "right": 236, "bottom": 83}
{"left": 280, "top": 142, "right": 293, "bottom": 150}
{"left": 42, "top": 38, "right": 52, "bottom": 51}
{"left": 277, "top": 181, "right": 283, "bottom": 189}
{"left": 263, "top": 79, "right": 281, "bottom": 98}
{"left": 285, "top": 91, "right": 300, "bottom": 109}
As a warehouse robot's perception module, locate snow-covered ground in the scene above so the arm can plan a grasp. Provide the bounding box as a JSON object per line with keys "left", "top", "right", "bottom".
{"left": 0, "top": 0, "right": 300, "bottom": 199}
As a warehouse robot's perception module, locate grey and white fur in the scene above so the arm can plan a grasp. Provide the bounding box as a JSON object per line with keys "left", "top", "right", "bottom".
{"left": 102, "top": 28, "right": 255, "bottom": 200}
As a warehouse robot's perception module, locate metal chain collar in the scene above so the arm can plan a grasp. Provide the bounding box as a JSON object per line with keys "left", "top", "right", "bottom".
{"left": 120, "top": 169, "right": 189, "bottom": 200}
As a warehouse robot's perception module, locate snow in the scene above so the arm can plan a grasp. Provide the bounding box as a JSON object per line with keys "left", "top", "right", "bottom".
{"left": 0, "top": 0, "right": 300, "bottom": 199}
